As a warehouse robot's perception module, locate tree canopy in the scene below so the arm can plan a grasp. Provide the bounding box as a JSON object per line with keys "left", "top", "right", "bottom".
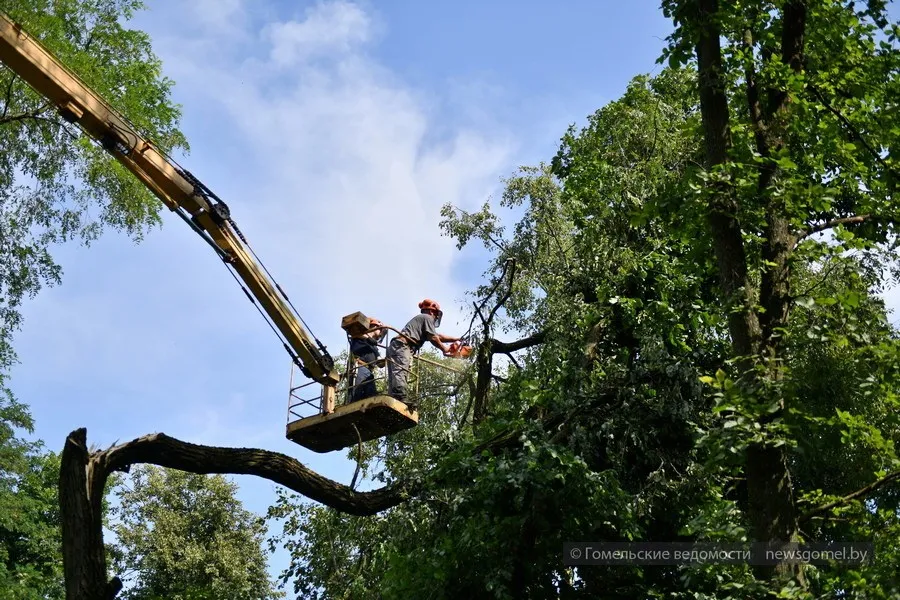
{"left": 111, "top": 466, "right": 280, "bottom": 600}
{"left": 0, "top": 399, "right": 63, "bottom": 599}
{"left": 0, "top": 0, "right": 187, "bottom": 398}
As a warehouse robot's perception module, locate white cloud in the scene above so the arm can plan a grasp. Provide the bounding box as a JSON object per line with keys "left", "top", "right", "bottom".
{"left": 187, "top": 0, "right": 248, "bottom": 35}
{"left": 265, "top": 1, "right": 373, "bottom": 67}
{"left": 149, "top": 1, "right": 514, "bottom": 337}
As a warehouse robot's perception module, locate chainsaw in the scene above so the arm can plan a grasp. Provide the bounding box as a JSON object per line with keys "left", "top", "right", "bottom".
{"left": 447, "top": 336, "right": 474, "bottom": 358}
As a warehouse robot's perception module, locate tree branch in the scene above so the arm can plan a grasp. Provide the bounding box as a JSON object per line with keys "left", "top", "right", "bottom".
{"left": 792, "top": 257, "right": 842, "bottom": 300}
{"left": 0, "top": 99, "right": 54, "bottom": 125}
{"left": 0, "top": 107, "right": 80, "bottom": 141}
{"left": 797, "top": 214, "right": 873, "bottom": 241}
{"left": 808, "top": 84, "right": 894, "bottom": 176}
{"left": 472, "top": 259, "right": 520, "bottom": 425}
{"left": 503, "top": 352, "right": 521, "bottom": 370}
{"left": 800, "top": 469, "right": 900, "bottom": 522}
{"left": 486, "top": 260, "right": 516, "bottom": 325}
{"left": 467, "top": 258, "right": 516, "bottom": 337}
{"left": 95, "top": 431, "right": 407, "bottom": 516}
{"left": 448, "top": 205, "right": 507, "bottom": 253}
{"left": 1, "top": 73, "right": 18, "bottom": 120}
{"left": 0, "top": 110, "right": 42, "bottom": 125}
{"left": 490, "top": 331, "right": 546, "bottom": 354}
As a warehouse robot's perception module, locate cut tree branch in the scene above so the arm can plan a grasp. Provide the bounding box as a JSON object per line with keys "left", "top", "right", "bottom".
{"left": 800, "top": 469, "right": 900, "bottom": 523}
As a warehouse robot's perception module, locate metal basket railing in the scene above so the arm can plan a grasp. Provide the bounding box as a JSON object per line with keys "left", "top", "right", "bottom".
{"left": 286, "top": 327, "right": 465, "bottom": 426}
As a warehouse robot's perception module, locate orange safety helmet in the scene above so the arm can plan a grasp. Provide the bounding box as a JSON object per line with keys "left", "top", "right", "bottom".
{"left": 418, "top": 298, "right": 441, "bottom": 313}
{"left": 418, "top": 298, "right": 443, "bottom": 326}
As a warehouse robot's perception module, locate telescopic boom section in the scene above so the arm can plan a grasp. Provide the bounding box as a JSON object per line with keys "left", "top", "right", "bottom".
{"left": 0, "top": 14, "right": 340, "bottom": 387}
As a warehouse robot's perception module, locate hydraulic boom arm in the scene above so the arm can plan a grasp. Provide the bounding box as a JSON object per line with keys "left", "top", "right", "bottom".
{"left": 0, "top": 13, "right": 340, "bottom": 387}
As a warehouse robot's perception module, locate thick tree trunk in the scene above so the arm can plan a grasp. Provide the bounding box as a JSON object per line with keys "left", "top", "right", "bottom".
{"left": 59, "top": 429, "right": 121, "bottom": 600}
{"left": 691, "top": 0, "right": 801, "bottom": 579}
{"left": 694, "top": 0, "right": 763, "bottom": 358}
{"left": 473, "top": 337, "right": 493, "bottom": 425}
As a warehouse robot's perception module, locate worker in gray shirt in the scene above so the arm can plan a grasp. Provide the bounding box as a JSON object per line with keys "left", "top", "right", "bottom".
{"left": 387, "top": 298, "right": 461, "bottom": 410}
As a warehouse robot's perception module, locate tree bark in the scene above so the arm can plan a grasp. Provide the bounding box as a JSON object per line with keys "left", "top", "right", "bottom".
{"left": 60, "top": 429, "right": 121, "bottom": 600}
{"left": 472, "top": 337, "right": 493, "bottom": 425}
{"left": 694, "top": 0, "right": 762, "bottom": 359}
{"left": 691, "top": 0, "right": 801, "bottom": 578}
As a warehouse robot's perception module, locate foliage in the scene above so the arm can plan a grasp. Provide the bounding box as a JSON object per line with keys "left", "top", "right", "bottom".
{"left": 110, "top": 465, "right": 281, "bottom": 600}
{"left": 0, "top": 0, "right": 187, "bottom": 394}
{"left": 0, "top": 397, "right": 63, "bottom": 599}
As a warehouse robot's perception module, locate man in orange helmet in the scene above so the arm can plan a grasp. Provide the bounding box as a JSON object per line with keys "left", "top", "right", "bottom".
{"left": 387, "top": 299, "right": 461, "bottom": 410}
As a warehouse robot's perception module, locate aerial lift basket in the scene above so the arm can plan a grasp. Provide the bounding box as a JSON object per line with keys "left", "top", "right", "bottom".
{"left": 285, "top": 312, "right": 418, "bottom": 452}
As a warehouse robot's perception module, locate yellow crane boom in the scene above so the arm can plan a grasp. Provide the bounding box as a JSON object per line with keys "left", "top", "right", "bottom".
{"left": 0, "top": 13, "right": 340, "bottom": 393}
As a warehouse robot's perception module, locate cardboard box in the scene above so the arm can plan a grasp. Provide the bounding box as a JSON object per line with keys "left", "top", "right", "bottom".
{"left": 341, "top": 311, "right": 370, "bottom": 337}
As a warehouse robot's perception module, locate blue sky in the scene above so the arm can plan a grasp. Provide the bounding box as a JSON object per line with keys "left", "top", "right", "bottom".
{"left": 15, "top": 0, "right": 892, "bottom": 584}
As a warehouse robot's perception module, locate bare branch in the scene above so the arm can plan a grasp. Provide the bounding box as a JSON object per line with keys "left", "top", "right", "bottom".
{"left": 473, "top": 260, "right": 519, "bottom": 425}
{"left": 466, "top": 258, "right": 516, "bottom": 337}
{"left": 96, "top": 430, "right": 406, "bottom": 515}
{"left": 800, "top": 469, "right": 900, "bottom": 522}
{"left": 1, "top": 73, "right": 18, "bottom": 120}
{"left": 792, "top": 258, "right": 842, "bottom": 300}
{"left": 490, "top": 331, "right": 546, "bottom": 354}
{"left": 797, "top": 214, "right": 873, "bottom": 242}
{"left": 486, "top": 259, "right": 517, "bottom": 325}
{"left": 503, "top": 352, "right": 521, "bottom": 370}
{"left": 473, "top": 301, "right": 488, "bottom": 328}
